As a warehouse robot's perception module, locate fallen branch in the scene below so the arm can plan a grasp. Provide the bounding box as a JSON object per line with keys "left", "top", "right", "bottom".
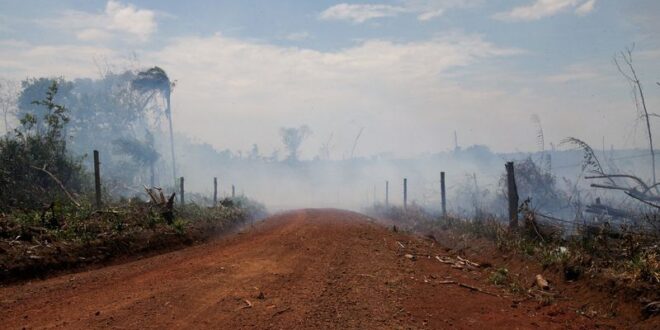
{"left": 272, "top": 307, "right": 291, "bottom": 318}
{"left": 585, "top": 174, "right": 649, "bottom": 191}
{"left": 458, "top": 283, "right": 501, "bottom": 297}
{"left": 585, "top": 203, "right": 633, "bottom": 218}
{"left": 30, "top": 165, "right": 80, "bottom": 208}
{"left": 457, "top": 256, "right": 480, "bottom": 267}
{"left": 625, "top": 191, "right": 660, "bottom": 209}
{"left": 435, "top": 256, "right": 454, "bottom": 264}
{"left": 436, "top": 280, "right": 500, "bottom": 297}
{"left": 589, "top": 183, "right": 630, "bottom": 191}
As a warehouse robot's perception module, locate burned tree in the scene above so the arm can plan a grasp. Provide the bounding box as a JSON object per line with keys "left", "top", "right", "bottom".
{"left": 614, "top": 45, "right": 656, "bottom": 185}
{"left": 132, "top": 67, "right": 176, "bottom": 185}
{"left": 280, "top": 125, "right": 311, "bottom": 162}
{"left": 562, "top": 47, "right": 660, "bottom": 215}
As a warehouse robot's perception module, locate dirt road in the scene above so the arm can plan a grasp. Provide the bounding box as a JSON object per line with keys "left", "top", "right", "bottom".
{"left": 0, "top": 209, "right": 625, "bottom": 329}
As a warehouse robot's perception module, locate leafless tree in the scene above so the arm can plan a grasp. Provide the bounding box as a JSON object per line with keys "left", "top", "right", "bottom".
{"left": 614, "top": 45, "right": 656, "bottom": 185}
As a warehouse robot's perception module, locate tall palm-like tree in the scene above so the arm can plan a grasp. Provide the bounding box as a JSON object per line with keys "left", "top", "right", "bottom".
{"left": 132, "top": 67, "right": 176, "bottom": 186}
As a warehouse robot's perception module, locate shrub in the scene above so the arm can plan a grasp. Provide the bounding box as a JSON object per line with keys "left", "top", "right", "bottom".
{"left": 0, "top": 81, "right": 88, "bottom": 212}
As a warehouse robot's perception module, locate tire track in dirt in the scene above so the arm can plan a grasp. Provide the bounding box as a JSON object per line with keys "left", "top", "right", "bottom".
{"left": 0, "top": 209, "right": 626, "bottom": 329}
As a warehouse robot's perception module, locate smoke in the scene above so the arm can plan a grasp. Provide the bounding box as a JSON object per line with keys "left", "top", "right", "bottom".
{"left": 4, "top": 68, "right": 657, "bottom": 222}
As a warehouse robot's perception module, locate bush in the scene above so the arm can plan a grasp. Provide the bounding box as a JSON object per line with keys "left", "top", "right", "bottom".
{"left": 0, "top": 81, "right": 88, "bottom": 212}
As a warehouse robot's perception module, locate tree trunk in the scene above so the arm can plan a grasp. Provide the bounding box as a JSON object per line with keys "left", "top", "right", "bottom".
{"left": 166, "top": 93, "right": 177, "bottom": 187}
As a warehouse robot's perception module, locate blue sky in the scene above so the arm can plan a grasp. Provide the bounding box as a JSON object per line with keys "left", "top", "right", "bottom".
{"left": 0, "top": 0, "right": 659, "bottom": 157}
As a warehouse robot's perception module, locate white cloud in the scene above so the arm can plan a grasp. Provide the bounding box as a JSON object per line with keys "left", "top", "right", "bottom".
{"left": 575, "top": 0, "right": 596, "bottom": 16}
{"left": 319, "top": 4, "right": 405, "bottom": 23}
{"left": 494, "top": 0, "right": 596, "bottom": 22}
{"left": 0, "top": 41, "right": 116, "bottom": 78}
{"left": 319, "top": 1, "right": 480, "bottom": 23}
{"left": 44, "top": 1, "right": 157, "bottom": 42}
{"left": 417, "top": 9, "right": 445, "bottom": 21}
{"left": 105, "top": 0, "right": 156, "bottom": 40}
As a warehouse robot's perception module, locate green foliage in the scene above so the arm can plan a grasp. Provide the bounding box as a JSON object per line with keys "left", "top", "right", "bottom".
{"left": 16, "top": 78, "right": 74, "bottom": 134}
{"left": 171, "top": 218, "right": 187, "bottom": 236}
{"left": 489, "top": 267, "right": 510, "bottom": 286}
{"left": 13, "top": 71, "right": 174, "bottom": 191}
{"left": 0, "top": 80, "right": 87, "bottom": 212}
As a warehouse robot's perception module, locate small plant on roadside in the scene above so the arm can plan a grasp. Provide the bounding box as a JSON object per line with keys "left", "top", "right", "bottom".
{"left": 171, "top": 218, "right": 187, "bottom": 236}
{"left": 539, "top": 245, "right": 571, "bottom": 268}
{"left": 489, "top": 267, "right": 510, "bottom": 286}
{"left": 627, "top": 251, "right": 660, "bottom": 283}
{"left": 536, "top": 293, "right": 555, "bottom": 306}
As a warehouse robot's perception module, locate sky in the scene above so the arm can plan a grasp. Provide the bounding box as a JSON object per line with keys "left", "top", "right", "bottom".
{"left": 0, "top": 0, "right": 659, "bottom": 158}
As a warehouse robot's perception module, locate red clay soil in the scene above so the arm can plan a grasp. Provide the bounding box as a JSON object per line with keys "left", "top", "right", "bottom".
{"left": 0, "top": 209, "right": 654, "bottom": 329}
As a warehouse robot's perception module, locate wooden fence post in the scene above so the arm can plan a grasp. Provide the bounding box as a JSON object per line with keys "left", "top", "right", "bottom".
{"left": 403, "top": 178, "right": 408, "bottom": 210}
{"left": 385, "top": 180, "right": 389, "bottom": 207}
{"left": 505, "top": 162, "right": 519, "bottom": 229}
{"left": 93, "top": 150, "right": 102, "bottom": 209}
{"left": 441, "top": 171, "right": 446, "bottom": 217}
{"left": 180, "top": 177, "right": 185, "bottom": 206}
{"left": 232, "top": 185, "right": 235, "bottom": 198}
{"left": 213, "top": 177, "right": 218, "bottom": 207}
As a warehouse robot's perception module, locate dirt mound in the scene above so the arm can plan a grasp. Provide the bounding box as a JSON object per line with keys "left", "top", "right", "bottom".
{"left": 0, "top": 209, "right": 655, "bottom": 329}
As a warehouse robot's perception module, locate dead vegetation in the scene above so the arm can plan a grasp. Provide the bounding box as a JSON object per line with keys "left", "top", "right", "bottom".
{"left": 368, "top": 203, "right": 660, "bottom": 318}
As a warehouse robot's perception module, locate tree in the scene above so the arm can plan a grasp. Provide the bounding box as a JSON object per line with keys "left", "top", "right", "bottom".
{"left": 0, "top": 79, "right": 19, "bottom": 134}
{"left": 132, "top": 67, "right": 176, "bottom": 185}
{"left": 499, "top": 157, "right": 565, "bottom": 214}
{"left": 248, "top": 144, "right": 261, "bottom": 161}
{"left": 0, "top": 81, "right": 86, "bottom": 211}
{"left": 112, "top": 132, "right": 160, "bottom": 186}
{"left": 17, "top": 77, "right": 74, "bottom": 135}
{"left": 279, "top": 125, "right": 311, "bottom": 162}
{"left": 614, "top": 45, "right": 656, "bottom": 185}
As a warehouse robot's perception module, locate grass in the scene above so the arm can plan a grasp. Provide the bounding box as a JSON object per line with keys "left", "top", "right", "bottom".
{"left": 488, "top": 267, "right": 526, "bottom": 295}
{"left": 488, "top": 267, "right": 510, "bottom": 286}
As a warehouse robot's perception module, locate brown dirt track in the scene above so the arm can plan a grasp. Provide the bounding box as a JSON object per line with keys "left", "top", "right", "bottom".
{"left": 0, "top": 209, "right": 650, "bottom": 329}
